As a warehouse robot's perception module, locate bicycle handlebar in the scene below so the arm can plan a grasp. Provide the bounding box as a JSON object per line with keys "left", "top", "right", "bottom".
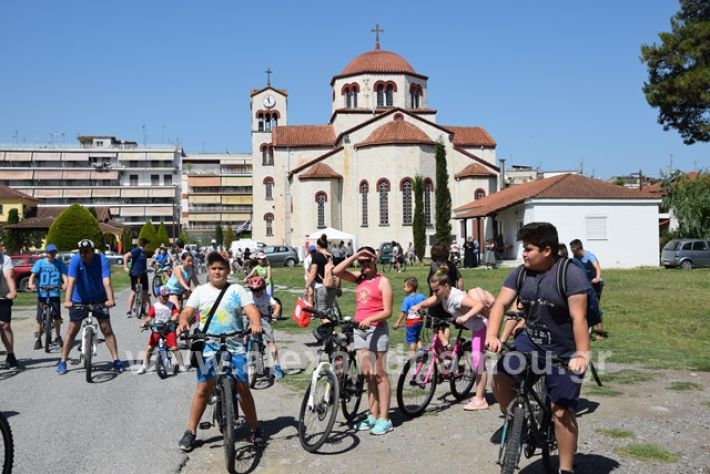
{"left": 71, "top": 303, "right": 107, "bottom": 310}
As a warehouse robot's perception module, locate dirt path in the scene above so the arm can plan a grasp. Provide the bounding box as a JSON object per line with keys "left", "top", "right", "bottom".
{"left": 179, "top": 326, "right": 710, "bottom": 474}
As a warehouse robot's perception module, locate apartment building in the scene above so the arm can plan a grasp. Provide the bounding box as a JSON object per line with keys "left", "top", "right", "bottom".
{"left": 0, "top": 136, "right": 181, "bottom": 234}
{"left": 181, "top": 152, "right": 252, "bottom": 243}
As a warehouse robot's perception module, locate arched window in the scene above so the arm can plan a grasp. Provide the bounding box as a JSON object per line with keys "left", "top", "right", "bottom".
{"left": 360, "top": 181, "right": 369, "bottom": 227}
{"left": 315, "top": 192, "right": 327, "bottom": 228}
{"left": 264, "top": 213, "right": 274, "bottom": 236}
{"left": 264, "top": 177, "right": 274, "bottom": 200}
{"left": 474, "top": 188, "right": 486, "bottom": 200}
{"left": 385, "top": 83, "right": 394, "bottom": 106}
{"left": 424, "top": 179, "right": 433, "bottom": 225}
{"left": 257, "top": 112, "right": 264, "bottom": 132}
{"left": 410, "top": 84, "right": 422, "bottom": 108}
{"left": 261, "top": 144, "right": 274, "bottom": 166}
{"left": 376, "top": 83, "right": 385, "bottom": 107}
{"left": 401, "top": 179, "right": 413, "bottom": 224}
{"left": 377, "top": 179, "right": 390, "bottom": 226}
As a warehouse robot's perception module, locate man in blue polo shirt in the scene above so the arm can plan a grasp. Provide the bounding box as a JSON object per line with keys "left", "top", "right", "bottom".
{"left": 56, "top": 239, "right": 123, "bottom": 375}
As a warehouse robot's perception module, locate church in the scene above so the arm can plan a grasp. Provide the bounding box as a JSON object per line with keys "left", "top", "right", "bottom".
{"left": 249, "top": 33, "right": 499, "bottom": 252}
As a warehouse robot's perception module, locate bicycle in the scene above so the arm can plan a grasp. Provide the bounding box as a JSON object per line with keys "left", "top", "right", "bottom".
{"left": 73, "top": 303, "right": 102, "bottom": 383}
{"left": 0, "top": 410, "right": 13, "bottom": 474}
{"left": 396, "top": 315, "right": 476, "bottom": 418}
{"left": 143, "top": 320, "right": 178, "bottom": 379}
{"left": 244, "top": 323, "right": 272, "bottom": 388}
{"left": 131, "top": 275, "right": 146, "bottom": 319}
{"left": 151, "top": 264, "right": 171, "bottom": 298}
{"left": 297, "top": 307, "right": 364, "bottom": 453}
{"left": 187, "top": 331, "right": 249, "bottom": 473}
{"left": 495, "top": 343, "right": 559, "bottom": 474}
{"left": 38, "top": 285, "right": 60, "bottom": 353}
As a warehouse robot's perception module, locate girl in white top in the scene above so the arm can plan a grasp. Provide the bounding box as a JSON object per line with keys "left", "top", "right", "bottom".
{"left": 412, "top": 266, "right": 494, "bottom": 411}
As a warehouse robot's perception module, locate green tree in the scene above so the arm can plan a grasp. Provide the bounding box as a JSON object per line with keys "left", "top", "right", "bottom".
{"left": 137, "top": 221, "right": 158, "bottom": 256}
{"left": 121, "top": 228, "right": 132, "bottom": 253}
{"left": 179, "top": 230, "right": 189, "bottom": 245}
{"left": 412, "top": 175, "right": 426, "bottom": 263}
{"left": 641, "top": 0, "right": 710, "bottom": 144}
{"left": 612, "top": 177, "right": 626, "bottom": 186}
{"left": 5, "top": 209, "right": 22, "bottom": 253}
{"left": 434, "top": 142, "right": 452, "bottom": 244}
{"left": 215, "top": 224, "right": 223, "bottom": 247}
{"left": 46, "top": 204, "right": 104, "bottom": 251}
{"left": 87, "top": 207, "right": 98, "bottom": 219}
{"left": 224, "top": 227, "right": 235, "bottom": 249}
{"left": 661, "top": 170, "right": 710, "bottom": 238}
{"left": 156, "top": 221, "right": 170, "bottom": 246}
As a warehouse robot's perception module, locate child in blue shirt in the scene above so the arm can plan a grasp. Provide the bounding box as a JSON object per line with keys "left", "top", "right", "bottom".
{"left": 28, "top": 244, "right": 68, "bottom": 350}
{"left": 393, "top": 277, "right": 427, "bottom": 355}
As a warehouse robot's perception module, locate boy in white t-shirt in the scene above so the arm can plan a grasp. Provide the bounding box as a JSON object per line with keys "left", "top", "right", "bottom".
{"left": 246, "top": 276, "right": 284, "bottom": 379}
{"left": 137, "top": 286, "right": 186, "bottom": 373}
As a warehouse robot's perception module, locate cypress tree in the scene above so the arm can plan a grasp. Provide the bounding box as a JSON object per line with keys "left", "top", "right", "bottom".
{"left": 224, "top": 227, "right": 235, "bottom": 249}
{"left": 156, "top": 221, "right": 170, "bottom": 246}
{"left": 137, "top": 221, "right": 158, "bottom": 256}
{"left": 413, "top": 175, "right": 426, "bottom": 263}
{"left": 215, "top": 224, "right": 224, "bottom": 247}
{"left": 46, "top": 204, "right": 104, "bottom": 251}
{"left": 434, "top": 142, "right": 452, "bottom": 244}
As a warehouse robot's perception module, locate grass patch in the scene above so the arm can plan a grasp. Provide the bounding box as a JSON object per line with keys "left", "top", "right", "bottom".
{"left": 702, "top": 401, "right": 710, "bottom": 408}
{"left": 585, "top": 386, "right": 624, "bottom": 397}
{"left": 614, "top": 443, "right": 679, "bottom": 463}
{"left": 280, "top": 369, "right": 312, "bottom": 393}
{"left": 601, "top": 369, "right": 655, "bottom": 385}
{"left": 596, "top": 428, "right": 634, "bottom": 439}
{"left": 667, "top": 381, "right": 703, "bottom": 391}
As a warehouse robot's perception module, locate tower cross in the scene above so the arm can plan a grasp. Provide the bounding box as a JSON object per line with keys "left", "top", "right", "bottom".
{"left": 371, "top": 24, "right": 384, "bottom": 51}
{"left": 265, "top": 68, "right": 273, "bottom": 86}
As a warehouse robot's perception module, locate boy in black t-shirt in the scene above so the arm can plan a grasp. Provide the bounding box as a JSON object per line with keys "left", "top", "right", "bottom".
{"left": 486, "top": 222, "right": 590, "bottom": 474}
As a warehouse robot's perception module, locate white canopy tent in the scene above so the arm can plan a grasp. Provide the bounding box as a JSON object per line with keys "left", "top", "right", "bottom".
{"left": 299, "top": 227, "right": 356, "bottom": 261}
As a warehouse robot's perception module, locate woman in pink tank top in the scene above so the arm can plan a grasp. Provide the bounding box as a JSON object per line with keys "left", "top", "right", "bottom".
{"left": 334, "top": 246, "right": 394, "bottom": 435}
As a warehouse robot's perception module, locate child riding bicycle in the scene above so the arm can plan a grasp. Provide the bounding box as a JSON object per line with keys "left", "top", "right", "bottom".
{"left": 245, "top": 276, "right": 284, "bottom": 379}
{"left": 137, "top": 286, "right": 187, "bottom": 374}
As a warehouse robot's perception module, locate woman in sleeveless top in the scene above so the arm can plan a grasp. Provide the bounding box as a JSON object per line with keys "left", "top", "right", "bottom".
{"left": 334, "top": 246, "right": 394, "bottom": 435}
{"left": 166, "top": 253, "right": 200, "bottom": 310}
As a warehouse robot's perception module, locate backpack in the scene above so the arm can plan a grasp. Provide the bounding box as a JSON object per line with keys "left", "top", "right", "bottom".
{"left": 514, "top": 258, "right": 602, "bottom": 327}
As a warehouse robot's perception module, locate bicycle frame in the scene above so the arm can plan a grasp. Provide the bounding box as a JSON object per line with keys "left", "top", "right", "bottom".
{"left": 417, "top": 321, "right": 467, "bottom": 384}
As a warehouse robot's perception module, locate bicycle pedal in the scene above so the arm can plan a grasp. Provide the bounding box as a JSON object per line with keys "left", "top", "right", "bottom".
{"left": 198, "top": 421, "right": 213, "bottom": 430}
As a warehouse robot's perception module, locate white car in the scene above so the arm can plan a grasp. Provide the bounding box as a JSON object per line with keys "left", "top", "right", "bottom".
{"left": 103, "top": 250, "right": 124, "bottom": 265}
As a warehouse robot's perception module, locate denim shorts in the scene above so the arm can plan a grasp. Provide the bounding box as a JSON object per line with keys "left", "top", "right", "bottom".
{"left": 69, "top": 305, "right": 110, "bottom": 322}
{"left": 195, "top": 351, "right": 247, "bottom": 383}
{"left": 353, "top": 323, "right": 389, "bottom": 352}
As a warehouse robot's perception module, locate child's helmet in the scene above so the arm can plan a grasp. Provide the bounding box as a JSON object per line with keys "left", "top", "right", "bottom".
{"left": 247, "top": 276, "right": 266, "bottom": 291}
{"left": 158, "top": 286, "right": 171, "bottom": 297}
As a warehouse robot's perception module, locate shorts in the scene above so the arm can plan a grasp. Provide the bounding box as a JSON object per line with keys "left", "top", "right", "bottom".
{"left": 405, "top": 322, "right": 423, "bottom": 345}
{"left": 353, "top": 323, "right": 389, "bottom": 352}
{"left": 260, "top": 319, "right": 274, "bottom": 343}
{"left": 496, "top": 333, "right": 583, "bottom": 410}
{"left": 195, "top": 351, "right": 247, "bottom": 383}
{"left": 69, "top": 305, "right": 110, "bottom": 322}
{"left": 314, "top": 284, "right": 338, "bottom": 313}
{"left": 36, "top": 297, "right": 62, "bottom": 321}
{"left": 130, "top": 274, "right": 149, "bottom": 291}
{"left": 148, "top": 330, "right": 178, "bottom": 349}
{"left": 0, "top": 299, "right": 12, "bottom": 323}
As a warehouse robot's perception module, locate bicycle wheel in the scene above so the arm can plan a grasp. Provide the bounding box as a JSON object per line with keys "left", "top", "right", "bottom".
{"left": 247, "top": 343, "right": 261, "bottom": 388}
{"left": 298, "top": 369, "right": 339, "bottom": 453}
{"left": 83, "top": 328, "right": 93, "bottom": 383}
{"left": 450, "top": 349, "right": 476, "bottom": 400}
{"left": 133, "top": 287, "right": 143, "bottom": 319}
{"left": 396, "top": 352, "right": 437, "bottom": 418}
{"left": 156, "top": 348, "right": 170, "bottom": 379}
{"left": 151, "top": 275, "right": 161, "bottom": 298}
{"left": 340, "top": 355, "right": 364, "bottom": 421}
{"left": 0, "top": 411, "right": 14, "bottom": 474}
{"left": 220, "top": 377, "right": 236, "bottom": 473}
{"left": 43, "top": 305, "right": 53, "bottom": 353}
{"left": 500, "top": 403, "right": 524, "bottom": 474}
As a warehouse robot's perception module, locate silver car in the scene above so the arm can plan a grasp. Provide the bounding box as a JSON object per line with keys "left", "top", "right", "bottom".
{"left": 262, "top": 245, "right": 299, "bottom": 267}
{"left": 661, "top": 239, "right": 710, "bottom": 269}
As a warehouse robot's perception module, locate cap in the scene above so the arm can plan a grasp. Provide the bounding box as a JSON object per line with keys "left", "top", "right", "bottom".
{"left": 45, "top": 244, "right": 58, "bottom": 252}
{"left": 78, "top": 239, "right": 95, "bottom": 250}
{"left": 308, "top": 245, "right": 316, "bottom": 252}
{"left": 256, "top": 252, "right": 266, "bottom": 259}
{"left": 211, "top": 239, "right": 217, "bottom": 244}
{"left": 159, "top": 243, "right": 166, "bottom": 248}
{"left": 158, "top": 286, "right": 170, "bottom": 297}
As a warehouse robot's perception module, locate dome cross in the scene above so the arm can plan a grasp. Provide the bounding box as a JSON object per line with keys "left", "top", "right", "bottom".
{"left": 371, "top": 24, "right": 384, "bottom": 51}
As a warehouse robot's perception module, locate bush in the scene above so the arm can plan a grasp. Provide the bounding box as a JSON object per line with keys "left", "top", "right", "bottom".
{"left": 137, "top": 221, "right": 158, "bottom": 257}
{"left": 46, "top": 205, "right": 104, "bottom": 251}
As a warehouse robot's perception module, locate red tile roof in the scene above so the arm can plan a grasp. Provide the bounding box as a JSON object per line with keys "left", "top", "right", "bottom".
{"left": 0, "top": 186, "right": 39, "bottom": 201}
{"left": 455, "top": 163, "right": 496, "bottom": 179}
{"left": 454, "top": 173, "right": 660, "bottom": 218}
{"left": 341, "top": 50, "right": 416, "bottom": 76}
{"left": 444, "top": 126, "right": 497, "bottom": 147}
{"left": 356, "top": 118, "right": 435, "bottom": 149}
{"left": 298, "top": 162, "right": 342, "bottom": 180}
{"left": 272, "top": 125, "right": 335, "bottom": 147}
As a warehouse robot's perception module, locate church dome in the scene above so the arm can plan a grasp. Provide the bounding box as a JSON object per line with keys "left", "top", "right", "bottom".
{"left": 341, "top": 50, "right": 416, "bottom": 76}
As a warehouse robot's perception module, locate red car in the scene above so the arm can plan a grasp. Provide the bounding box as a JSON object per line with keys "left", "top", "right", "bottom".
{"left": 8, "top": 254, "right": 42, "bottom": 292}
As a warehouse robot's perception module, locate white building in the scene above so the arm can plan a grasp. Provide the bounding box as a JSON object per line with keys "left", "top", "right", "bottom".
{"left": 249, "top": 43, "right": 499, "bottom": 251}
{"left": 454, "top": 173, "right": 661, "bottom": 268}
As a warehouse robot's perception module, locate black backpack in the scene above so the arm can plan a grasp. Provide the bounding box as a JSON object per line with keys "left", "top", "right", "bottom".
{"left": 514, "top": 258, "right": 602, "bottom": 327}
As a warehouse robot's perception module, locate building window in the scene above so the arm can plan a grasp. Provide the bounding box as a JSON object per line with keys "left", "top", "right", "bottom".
{"left": 264, "top": 213, "right": 274, "bottom": 236}
{"left": 402, "top": 179, "right": 413, "bottom": 224}
{"left": 474, "top": 188, "right": 486, "bottom": 200}
{"left": 378, "top": 179, "right": 390, "bottom": 226}
{"left": 264, "top": 177, "right": 274, "bottom": 200}
{"left": 409, "top": 84, "right": 422, "bottom": 108}
{"left": 151, "top": 175, "right": 159, "bottom": 186}
{"left": 315, "top": 192, "right": 327, "bottom": 228}
{"left": 130, "top": 175, "right": 138, "bottom": 186}
{"left": 385, "top": 84, "right": 394, "bottom": 106}
{"left": 344, "top": 83, "right": 359, "bottom": 108}
{"left": 376, "top": 84, "right": 384, "bottom": 107}
{"left": 360, "top": 181, "right": 368, "bottom": 227}
{"left": 164, "top": 174, "right": 172, "bottom": 186}
{"left": 262, "top": 144, "right": 274, "bottom": 165}
{"left": 257, "top": 113, "right": 264, "bottom": 132}
{"left": 585, "top": 216, "right": 607, "bottom": 240}
{"left": 424, "top": 179, "right": 432, "bottom": 225}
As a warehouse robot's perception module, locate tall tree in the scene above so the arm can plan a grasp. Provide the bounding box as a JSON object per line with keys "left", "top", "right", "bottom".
{"left": 661, "top": 170, "right": 710, "bottom": 238}
{"left": 121, "top": 228, "right": 132, "bottom": 253}
{"left": 5, "top": 209, "right": 22, "bottom": 253}
{"left": 137, "top": 221, "right": 158, "bottom": 256}
{"left": 641, "top": 0, "right": 710, "bottom": 144}
{"left": 178, "top": 230, "right": 189, "bottom": 245}
{"left": 224, "top": 227, "right": 235, "bottom": 249}
{"left": 215, "top": 224, "right": 224, "bottom": 247}
{"left": 156, "top": 221, "right": 170, "bottom": 246}
{"left": 434, "top": 142, "right": 452, "bottom": 244}
{"left": 46, "top": 204, "right": 104, "bottom": 251}
{"left": 412, "top": 175, "right": 426, "bottom": 262}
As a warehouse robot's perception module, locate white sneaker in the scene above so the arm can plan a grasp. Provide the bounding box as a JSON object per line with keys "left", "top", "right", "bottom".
{"left": 178, "top": 365, "right": 188, "bottom": 373}
{"left": 136, "top": 365, "right": 147, "bottom": 374}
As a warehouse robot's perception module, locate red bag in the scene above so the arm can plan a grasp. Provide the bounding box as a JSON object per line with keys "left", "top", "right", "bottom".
{"left": 292, "top": 297, "right": 313, "bottom": 328}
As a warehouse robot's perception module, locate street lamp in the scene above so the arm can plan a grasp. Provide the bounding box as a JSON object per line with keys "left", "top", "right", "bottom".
{"left": 172, "top": 183, "right": 179, "bottom": 241}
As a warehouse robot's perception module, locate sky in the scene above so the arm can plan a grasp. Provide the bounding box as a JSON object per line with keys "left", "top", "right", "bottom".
{"left": 1, "top": 0, "right": 707, "bottom": 179}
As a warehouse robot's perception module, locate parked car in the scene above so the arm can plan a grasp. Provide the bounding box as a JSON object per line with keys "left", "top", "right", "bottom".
{"left": 103, "top": 250, "right": 124, "bottom": 265}
{"left": 261, "top": 245, "right": 299, "bottom": 267}
{"left": 377, "top": 242, "right": 393, "bottom": 265}
{"left": 8, "top": 254, "right": 42, "bottom": 292}
{"left": 56, "top": 251, "right": 76, "bottom": 265}
{"left": 661, "top": 238, "right": 710, "bottom": 269}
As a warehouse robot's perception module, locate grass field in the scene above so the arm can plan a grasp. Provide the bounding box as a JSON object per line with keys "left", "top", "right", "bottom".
{"left": 268, "top": 265, "right": 710, "bottom": 372}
